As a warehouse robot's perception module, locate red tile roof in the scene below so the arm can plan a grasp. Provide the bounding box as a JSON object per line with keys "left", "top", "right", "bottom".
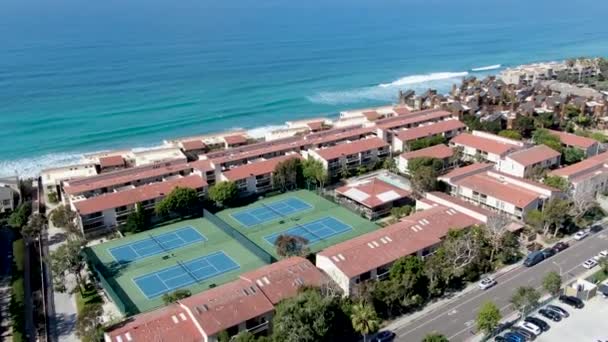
{"left": 181, "top": 140, "right": 207, "bottom": 151}
{"left": 189, "top": 159, "right": 215, "bottom": 173}
{"left": 507, "top": 144, "right": 560, "bottom": 167}
{"left": 376, "top": 109, "right": 454, "bottom": 130}
{"left": 547, "top": 129, "right": 598, "bottom": 149}
{"left": 223, "top": 135, "right": 248, "bottom": 146}
{"left": 454, "top": 173, "right": 542, "bottom": 207}
{"left": 317, "top": 205, "right": 480, "bottom": 278}
{"left": 306, "top": 121, "right": 325, "bottom": 130}
{"left": 73, "top": 175, "right": 206, "bottom": 215}
{"left": 222, "top": 154, "right": 302, "bottom": 181}
{"left": 400, "top": 144, "right": 454, "bottom": 160}
{"left": 394, "top": 120, "right": 465, "bottom": 142}
{"left": 312, "top": 138, "right": 389, "bottom": 161}
{"left": 451, "top": 133, "right": 520, "bottom": 156}
{"left": 393, "top": 106, "right": 411, "bottom": 115}
{"left": 99, "top": 155, "right": 125, "bottom": 169}
{"left": 335, "top": 179, "right": 411, "bottom": 209}
{"left": 179, "top": 279, "right": 274, "bottom": 337}
{"left": 424, "top": 191, "right": 494, "bottom": 218}
{"left": 550, "top": 151, "right": 608, "bottom": 178}
{"left": 239, "top": 257, "right": 327, "bottom": 305}
{"left": 363, "top": 111, "right": 381, "bottom": 121}
{"left": 439, "top": 163, "right": 494, "bottom": 181}
{"left": 64, "top": 161, "right": 191, "bottom": 195}
{"left": 105, "top": 304, "right": 201, "bottom": 342}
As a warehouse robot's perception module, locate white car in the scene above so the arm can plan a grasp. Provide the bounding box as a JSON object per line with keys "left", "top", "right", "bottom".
{"left": 582, "top": 259, "right": 598, "bottom": 269}
{"left": 515, "top": 321, "right": 542, "bottom": 336}
{"left": 478, "top": 277, "right": 497, "bottom": 290}
{"left": 599, "top": 250, "right": 608, "bottom": 258}
{"left": 573, "top": 229, "right": 590, "bottom": 241}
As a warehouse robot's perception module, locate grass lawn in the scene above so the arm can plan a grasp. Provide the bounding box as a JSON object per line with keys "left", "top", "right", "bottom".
{"left": 588, "top": 269, "right": 608, "bottom": 284}
{"left": 76, "top": 283, "right": 103, "bottom": 313}
{"left": 10, "top": 238, "right": 26, "bottom": 342}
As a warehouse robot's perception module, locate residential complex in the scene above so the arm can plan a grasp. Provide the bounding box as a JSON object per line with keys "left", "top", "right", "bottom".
{"left": 397, "top": 144, "right": 455, "bottom": 174}
{"left": 550, "top": 151, "right": 608, "bottom": 200}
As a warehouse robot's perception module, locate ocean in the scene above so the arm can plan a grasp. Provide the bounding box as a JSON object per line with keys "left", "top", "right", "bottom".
{"left": 2, "top": 0, "right": 608, "bottom": 177}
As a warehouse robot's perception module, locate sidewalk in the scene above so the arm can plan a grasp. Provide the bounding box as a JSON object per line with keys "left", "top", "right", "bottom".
{"left": 46, "top": 208, "right": 79, "bottom": 342}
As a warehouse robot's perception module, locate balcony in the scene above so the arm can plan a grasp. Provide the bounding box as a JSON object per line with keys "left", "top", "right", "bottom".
{"left": 246, "top": 320, "right": 270, "bottom": 335}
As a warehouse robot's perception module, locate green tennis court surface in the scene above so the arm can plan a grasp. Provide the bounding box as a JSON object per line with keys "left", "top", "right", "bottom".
{"left": 218, "top": 190, "right": 380, "bottom": 258}
{"left": 84, "top": 218, "right": 268, "bottom": 315}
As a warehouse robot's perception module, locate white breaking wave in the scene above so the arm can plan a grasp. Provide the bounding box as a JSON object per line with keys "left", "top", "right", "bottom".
{"left": 247, "top": 125, "right": 288, "bottom": 139}
{"left": 308, "top": 71, "right": 469, "bottom": 105}
{"left": 0, "top": 152, "right": 84, "bottom": 179}
{"left": 378, "top": 71, "right": 469, "bottom": 88}
{"left": 471, "top": 64, "right": 502, "bottom": 72}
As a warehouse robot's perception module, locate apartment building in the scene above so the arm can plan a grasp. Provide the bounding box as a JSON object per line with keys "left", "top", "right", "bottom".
{"left": 316, "top": 204, "right": 481, "bottom": 296}
{"left": 374, "top": 109, "right": 456, "bottom": 143}
{"left": 41, "top": 163, "right": 99, "bottom": 194}
{"left": 72, "top": 174, "right": 207, "bottom": 237}
{"left": 497, "top": 144, "right": 561, "bottom": 178}
{"left": 219, "top": 154, "right": 302, "bottom": 196}
{"left": 546, "top": 129, "right": 600, "bottom": 157}
{"left": 391, "top": 119, "right": 466, "bottom": 152}
{"left": 0, "top": 176, "right": 20, "bottom": 213}
{"left": 105, "top": 257, "right": 326, "bottom": 342}
{"left": 450, "top": 131, "right": 525, "bottom": 163}
{"left": 303, "top": 137, "right": 390, "bottom": 179}
{"left": 439, "top": 163, "right": 561, "bottom": 220}
{"left": 396, "top": 144, "right": 455, "bottom": 174}
{"left": 549, "top": 151, "right": 608, "bottom": 200}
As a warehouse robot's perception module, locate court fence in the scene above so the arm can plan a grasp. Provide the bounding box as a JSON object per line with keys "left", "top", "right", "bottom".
{"left": 203, "top": 209, "right": 276, "bottom": 264}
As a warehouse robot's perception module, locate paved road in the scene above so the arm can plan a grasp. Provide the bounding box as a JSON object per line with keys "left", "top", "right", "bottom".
{"left": 393, "top": 230, "right": 608, "bottom": 342}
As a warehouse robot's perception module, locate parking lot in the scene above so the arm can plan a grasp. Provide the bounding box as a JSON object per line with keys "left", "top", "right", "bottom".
{"left": 535, "top": 296, "right": 608, "bottom": 341}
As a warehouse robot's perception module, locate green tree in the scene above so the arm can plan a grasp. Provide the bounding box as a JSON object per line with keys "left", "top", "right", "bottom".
{"left": 273, "top": 157, "right": 303, "bottom": 191}
{"left": 50, "top": 205, "right": 76, "bottom": 227}
{"left": 231, "top": 331, "right": 260, "bottom": 342}
{"left": 496, "top": 231, "right": 521, "bottom": 264}
{"left": 542, "top": 271, "right": 562, "bottom": 296}
{"left": 532, "top": 129, "right": 562, "bottom": 153}
{"left": 49, "top": 238, "right": 86, "bottom": 294}
{"left": 302, "top": 158, "right": 327, "bottom": 190}
{"left": 123, "top": 203, "right": 147, "bottom": 234}
{"left": 382, "top": 157, "right": 397, "bottom": 172}
{"left": 208, "top": 181, "right": 238, "bottom": 207}
{"left": 498, "top": 130, "right": 522, "bottom": 140}
{"left": 161, "top": 289, "right": 192, "bottom": 304}
{"left": 272, "top": 288, "right": 353, "bottom": 342}
{"left": 274, "top": 234, "right": 309, "bottom": 258}
{"left": 525, "top": 198, "right": 570, "bottom": 237}
{"left": 512, "top": 116, "right": 535, "bottom": 138}
{"left": 155, "top": 187, "right": 200, "bottom": 217}
{"left": 422, "top": 333, "right": 449, "bottom": 342}
{"left": 8, "top": 202, "right": 32, "bottom": 230}
{"left": 75, "top": 302, "right": 103, "bottom": 342}
{"left": 476, "top": 301, "right": 501, "bottom": 335}
{"left": 510, "top": 286, "right": 540, "bottom": 316}
{"left": 350, "top": 303, "right": 380, "bottom": 342}
{"left": 21, "top": 213, "right": 44, "bottom": 241}
{"left": 47, "top": 192, "right": 59, "bottom": 204}
{"left": 563, "top": 147, "right": 585, "bottom": 165}
{"left": 339, "top": 163, "right": 351, "bottom": 179}
{"left": 564, "top": 104, "right": 581, "bottom": 118}
{"left": 390, "top": 205, "right": 412, "bottom": 220}
{"left": 599, "top": 257, "right": 608, "bottom": 275}
{"left": 543, "top": 175, "right": 569, "bottom": 191}
{"left": 408, "top": 136, "right": 447, "bottom": 151}
{"left": 424, "top": 248, "right": 450, "bottom": 297}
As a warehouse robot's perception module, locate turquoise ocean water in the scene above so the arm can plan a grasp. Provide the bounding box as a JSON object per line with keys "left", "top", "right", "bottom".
{"left": 2, "top": 0, "right": 608, "bottom": 176}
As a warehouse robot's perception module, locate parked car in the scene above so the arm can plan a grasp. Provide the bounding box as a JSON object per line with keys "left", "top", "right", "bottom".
{"left": 373, "top": 330, "right": 395, "bottom": 342}
{"left": 523, "top": 251, "right": 545, "bottom": 267}
{"left": 504, "top": 331, "right": 528, "bottom": 342}
{"left": 598, "top": 250, "right": 608, "bottom": 258}
{"left": 552, "top": 242, "right": 569, "bottom": 252}
{"left": 524, "top": 316, "right": 549, "bottom": 331}
{"left": 573, "top": 229, "right": 590, "bottom": 241}
{"left": 494, "top": 336, "right": 506, "bottom": 342}
{"left": 546, "top": 304, "right": 569, "bottom": 318}
{"left": 479, "top": 277, "right": 497, "bottom": 290}
{"left": 540, "top": 248, "right": 555, "bottom": 259}
{"left": 582, "top": 259, "right": 598, "bottom": 269}
{"left": 590, "top": 225, "right": 604, "bottom": 233}
{"left": 558, "top": 295, "right": 584, "bottom": 309}
{"left": 510, "top": 327, "right": 535, "bottom": 340}
{"left": 538, "top": 308, "right": 561, "bottom": 322}
{"left": 515, "top": 321, "right": 542, "bottom": 336}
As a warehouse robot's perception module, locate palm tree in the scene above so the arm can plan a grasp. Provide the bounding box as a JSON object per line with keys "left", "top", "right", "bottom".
{"left": 350, "top": 302, "right": 380, "bottom": 342}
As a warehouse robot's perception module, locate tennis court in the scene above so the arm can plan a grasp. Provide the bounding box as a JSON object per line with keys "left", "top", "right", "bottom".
{"left": 133, "top": 251, "right": 240, "bottom": 299}
{"left": 108, "top": 226, "right": 206, "bottom": 263}
{"left": 230, "top": 197, "right": 312, "bottom": 227}
{"left": 263, "top": 217, "right": 352, "bottom": 246}
{"left": 217, "top": 190, "right": 381, "bottom": 258}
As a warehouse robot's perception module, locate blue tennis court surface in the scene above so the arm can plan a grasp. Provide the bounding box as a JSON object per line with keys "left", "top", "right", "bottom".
{"left": 231, "top": 197, "right": 312, "bottom": 227}
{"left": 133, "top": 251, "right": 240, "bottom": 299}
{"left": 264, "top": 217, "right": 352, "bottom": 246}
{"left": 109, "top": 227, "right": 206, "bottom": 263}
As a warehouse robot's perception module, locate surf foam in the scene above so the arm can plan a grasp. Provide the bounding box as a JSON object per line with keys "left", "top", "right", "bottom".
{"left": 471, "top": 64, "right": 502, "bottom": 72}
